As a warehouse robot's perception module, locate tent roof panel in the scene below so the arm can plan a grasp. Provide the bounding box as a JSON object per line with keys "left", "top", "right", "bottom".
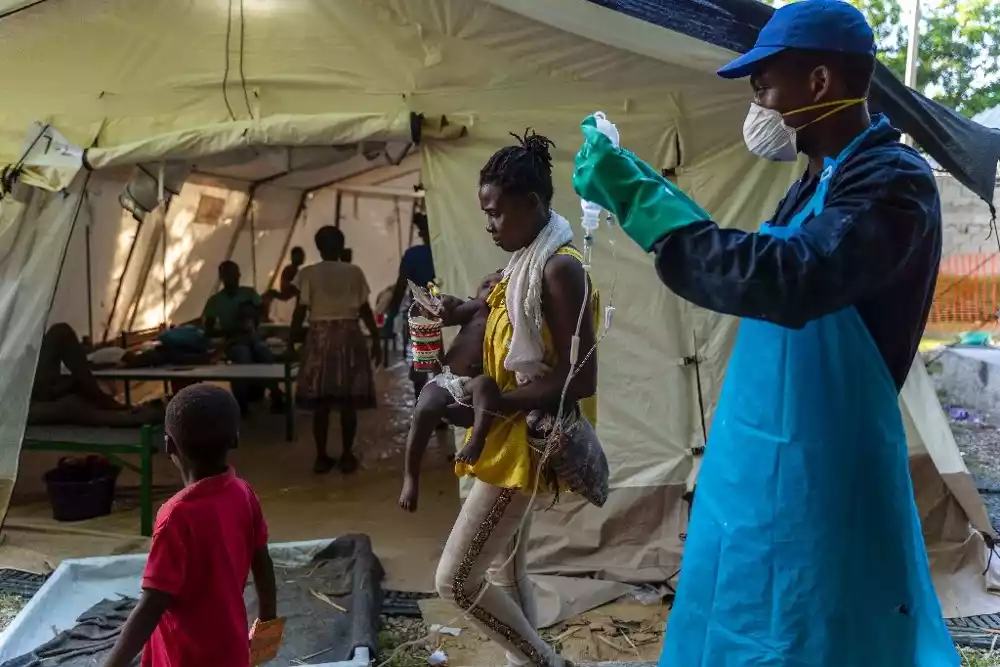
{"left": 190, "top": 146, "right": 359, "bottom": 185}
{"left": 180, "top": 143, "right": 415, "bottom": 191}
{"left": 0, "top": 0, "right": 737, "bottom": 169}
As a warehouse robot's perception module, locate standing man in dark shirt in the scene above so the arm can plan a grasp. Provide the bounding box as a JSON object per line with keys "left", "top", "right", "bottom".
{"left": 264, "top": 246, "right": 306, "bottom": 313}
{"left": 280, "top": 246, "right": 306, "bottom": 294}
{"left": 574, "top": 1, "right": 956, "bottom": 665}
{"left": 263, "top": 246, "right": 305, "bottom": 324}
{"left": 388, "top": 212, "right": 437, "bottom": 399}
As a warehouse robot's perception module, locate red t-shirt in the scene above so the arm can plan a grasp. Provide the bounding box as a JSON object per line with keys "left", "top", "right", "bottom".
{"left": 141, "top": 468, "right": 267, "bottom": 667}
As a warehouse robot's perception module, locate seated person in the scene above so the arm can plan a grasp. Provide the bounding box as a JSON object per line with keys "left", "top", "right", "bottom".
{"left": 28, "top": 323, "right": 162, "bottom": 427}
{"left": 203, "top": 261, "right": 284, "bottom": 415}
{"left": 399, "top": 272, "right": 503, "bottom": 512}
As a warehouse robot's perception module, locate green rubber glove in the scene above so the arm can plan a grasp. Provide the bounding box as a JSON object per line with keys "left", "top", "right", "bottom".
{"left": 572, "top": 115, "right": 710, "bottom": 252}
{"left": 620, "top": 147, "right": 712, "bottom": 220}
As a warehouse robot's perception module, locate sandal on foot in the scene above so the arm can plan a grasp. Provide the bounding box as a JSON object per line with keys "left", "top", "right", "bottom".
{"left": 313, "top": 457, "right": 337, "bottom": 474}
{"left": 339, "top": 454, "right": 359, "bottom": 474}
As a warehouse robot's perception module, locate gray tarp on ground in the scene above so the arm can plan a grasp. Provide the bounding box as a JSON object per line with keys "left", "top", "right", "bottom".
{"left": 0, "top": 534, "right": 384, "bottom": 667}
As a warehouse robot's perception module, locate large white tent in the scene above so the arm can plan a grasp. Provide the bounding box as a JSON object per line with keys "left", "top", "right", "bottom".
{"left": 1, "top": 0, "right": 998, "bottom": 624}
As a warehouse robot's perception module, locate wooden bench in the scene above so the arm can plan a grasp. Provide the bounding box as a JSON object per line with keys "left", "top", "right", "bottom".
{"left": 22, "top": 424, "right": 160, "bottom": 536}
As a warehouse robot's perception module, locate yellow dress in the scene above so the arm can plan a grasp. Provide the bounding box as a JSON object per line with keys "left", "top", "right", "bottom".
{"left": 454, "top": 246, "right": 599, "bottom": 490}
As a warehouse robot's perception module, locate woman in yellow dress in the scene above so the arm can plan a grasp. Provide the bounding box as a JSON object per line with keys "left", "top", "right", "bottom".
{"left": 434, "top": 132, "right": 597, "bottom": 667}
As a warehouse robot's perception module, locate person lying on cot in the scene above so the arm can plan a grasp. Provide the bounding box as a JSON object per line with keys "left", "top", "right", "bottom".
{"left": 203, "top": 260, "right": 285, "bottom": 416}
{"left": 103, "top": 384, "right": 277, "bottom": 667}
{"left": 27, "top": 322, "right": 162, "bottom": 428}
{"left": 399, "top": 271, "right": 503, "bottom": 512}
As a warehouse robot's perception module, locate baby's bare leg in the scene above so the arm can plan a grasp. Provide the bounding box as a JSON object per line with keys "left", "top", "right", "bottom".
{"left": 401, "top": 383, "right": 452, "bottom": 512}
{"left": 455, "top": 375, "right": 499, "bottom": 465}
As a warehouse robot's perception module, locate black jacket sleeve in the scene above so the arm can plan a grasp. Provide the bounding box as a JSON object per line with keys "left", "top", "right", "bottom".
{"left": 651, "top": 148, "right": 940, "bottom": 329}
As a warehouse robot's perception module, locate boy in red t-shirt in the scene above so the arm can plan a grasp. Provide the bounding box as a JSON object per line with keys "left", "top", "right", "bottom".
{"left": 104, "top": 384, "right": 277, "bottom": 667}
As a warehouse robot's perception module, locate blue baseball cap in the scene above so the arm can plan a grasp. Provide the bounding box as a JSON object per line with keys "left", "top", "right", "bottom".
{"left": 717, "top": 0, "right": 876, "bottom": 79}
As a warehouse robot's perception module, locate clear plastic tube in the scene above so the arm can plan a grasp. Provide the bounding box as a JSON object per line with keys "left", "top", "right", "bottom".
{"left": 579, "top": 111, "right": 620, "bottom": 263}
{"left": 582, "top": 235, "right": 594, "bottom": 268}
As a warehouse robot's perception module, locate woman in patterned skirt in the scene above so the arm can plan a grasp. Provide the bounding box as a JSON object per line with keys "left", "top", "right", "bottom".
{"left": 292, "top": 226, "right": 382, "bottom": 474}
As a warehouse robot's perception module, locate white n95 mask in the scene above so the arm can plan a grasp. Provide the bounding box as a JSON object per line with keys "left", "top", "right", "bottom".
{"left": 743, "top": 102, "right": 798, "bottom": 162}
{"left": 742, "top": 98, "right": 867, "bottom": 162}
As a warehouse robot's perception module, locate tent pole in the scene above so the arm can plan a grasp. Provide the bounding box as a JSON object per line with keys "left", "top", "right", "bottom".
{"left": 218, "top": 170, "right": 292, "bottom": 290}
{"left": 691, "top": 330, "right": 708, "bottom": 445}
{"left": 125, "top": 207, "right": 169, "bottom": 334}
{"left": 220, "top": 185, "right": 258, "bottom": 289}
{"left": 159, "top": 163, "right": 167, "bottom": 330}
{"left": 104, "top": 194, "right": 176, "bottom": 342}
{"left": 294, "top": 154, "right": 421, "bottom": 198}
{"left": 83, "top": 191, "right": 95, "bottom": 345}
{"left": 265, "top": 191, "right": 308, "bottom": 293}
{"left": 249, "top": 201, "right": 257, "bottom": 290}
{"left": 102, "top": 219, "right": 141, "bottom": 343}
{"left": 331, "top": 183, "right": 425, "bottom": 199}
{"left": 161, "top": 213, "right": 168, "bottom": 329}
{"left": 104, "top": 214, "right": 148, "bottom": 342}
{"left": 334, "top": 191, "right": 342, "bottom": 229}
{"left": 394, "top": 197, "right": 403, "bottom": 259}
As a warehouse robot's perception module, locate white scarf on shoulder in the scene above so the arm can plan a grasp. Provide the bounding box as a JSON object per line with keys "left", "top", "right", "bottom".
{"left": 502, "top": 210, "right": 574, "bottom": 385}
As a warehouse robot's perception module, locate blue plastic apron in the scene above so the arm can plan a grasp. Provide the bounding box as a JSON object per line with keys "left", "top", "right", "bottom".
{"left": 659, "top": 125, "right": 958, "bottom": 667}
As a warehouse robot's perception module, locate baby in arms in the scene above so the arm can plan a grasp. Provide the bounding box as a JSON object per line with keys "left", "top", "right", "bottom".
{"left": 398, "top": 272, "right": 502, "bottom": 512}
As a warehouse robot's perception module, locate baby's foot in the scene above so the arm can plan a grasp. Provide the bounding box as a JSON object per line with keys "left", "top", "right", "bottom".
{"left": 399, "top": 475, "right": 419, "bottom": 513}
{"left": 455, "top": 441, "right": 485, "bottom": 465}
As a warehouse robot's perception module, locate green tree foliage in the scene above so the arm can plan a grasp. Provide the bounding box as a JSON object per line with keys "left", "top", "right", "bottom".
{"left": 761, "top": 0, "right": 1000, "bottom": 117}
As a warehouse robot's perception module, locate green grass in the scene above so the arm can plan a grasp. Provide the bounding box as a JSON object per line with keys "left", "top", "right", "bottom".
{"left": 376, "top": 628, "right": 427, "bottom": 667}
{"left": 0, "top": 594, "right": 24, "bottom": 633}
{"left": 962, "top": 648, "right": 1000, "bottom": 666}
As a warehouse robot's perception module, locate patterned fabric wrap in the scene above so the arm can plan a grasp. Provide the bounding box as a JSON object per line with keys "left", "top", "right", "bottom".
{"left": 409, "top": 315, "right": 443, "bottom": 372}
{"left": 526, "top": 404, "right": 609, "bottom": 507}
{"left": 296, "top": 320, "right": 376, "bottom": 409}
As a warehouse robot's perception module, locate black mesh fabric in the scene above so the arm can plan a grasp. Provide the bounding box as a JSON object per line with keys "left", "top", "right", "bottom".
{"left": 586, "top": 0, "right": 1000, "bottom": 213}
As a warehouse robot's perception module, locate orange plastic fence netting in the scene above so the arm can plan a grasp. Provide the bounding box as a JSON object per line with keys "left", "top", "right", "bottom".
{"left": 929, "top": 253, "right": 1000, "bottom": 327}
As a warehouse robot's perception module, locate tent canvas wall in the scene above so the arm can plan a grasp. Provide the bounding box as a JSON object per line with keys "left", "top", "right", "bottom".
{"left": 1, "top": 0, "right": 999, "bottom": 624}
{"left": 45, "top": 147, "right": 423, "bottom": 344}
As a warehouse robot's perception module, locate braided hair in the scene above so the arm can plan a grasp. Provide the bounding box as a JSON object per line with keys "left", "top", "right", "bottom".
{"left": 479, "top": 129, "right": 556, "bottom": 208}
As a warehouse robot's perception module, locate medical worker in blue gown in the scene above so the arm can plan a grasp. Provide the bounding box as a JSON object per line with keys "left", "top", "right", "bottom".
{"left": 573, "top": 1, "right": 958, "bottom": 665}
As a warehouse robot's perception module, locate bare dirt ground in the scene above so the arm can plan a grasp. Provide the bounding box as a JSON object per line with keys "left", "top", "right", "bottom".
{"left": 943, "top": 406, "right": 1000, "bottom": 666}
{"left": 948, "top": 412, "right": 1000, "bottom": 529}
{"left": 0, "top": 594, "right": 24, "bottom": 632}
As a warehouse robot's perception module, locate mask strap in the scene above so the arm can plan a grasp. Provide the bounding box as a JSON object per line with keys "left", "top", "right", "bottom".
{"left": 783, "top": 98, "right": 866, "bottom": 134}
